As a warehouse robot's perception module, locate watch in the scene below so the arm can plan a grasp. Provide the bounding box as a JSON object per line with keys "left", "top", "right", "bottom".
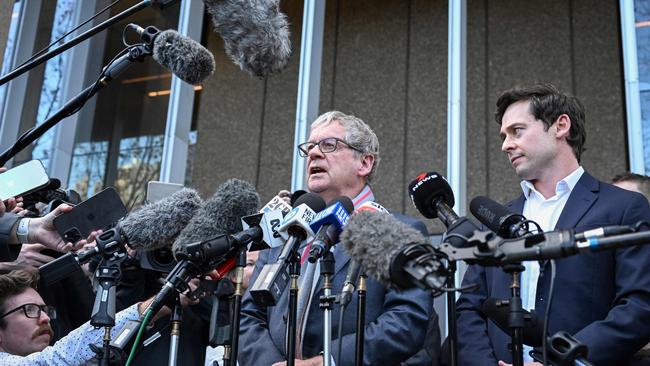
{"left": 16, "top": 218, "right": 30, "bottom": 244}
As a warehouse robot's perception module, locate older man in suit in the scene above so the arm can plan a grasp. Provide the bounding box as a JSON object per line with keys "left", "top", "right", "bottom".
{"left": 238, "top": 111, "right": 435, "bottom": 366}
{"left": 456, "top": 84, "right": 650, "bottom": 365}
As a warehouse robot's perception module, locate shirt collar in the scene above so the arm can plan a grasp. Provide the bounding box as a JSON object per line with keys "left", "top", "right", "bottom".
{"left": 352, "top": 185, "right": 375, "bottom": 209}
{"left": 520, "top": 166, "right": 584, "bottom": 199}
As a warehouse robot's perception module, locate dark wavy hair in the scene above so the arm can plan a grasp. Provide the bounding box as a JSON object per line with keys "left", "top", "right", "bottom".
{"left": 0, "top": 265, "right": 39, "bottom": 328}
{"left": 494, "top": 83, "right": 586, "bottom": 162}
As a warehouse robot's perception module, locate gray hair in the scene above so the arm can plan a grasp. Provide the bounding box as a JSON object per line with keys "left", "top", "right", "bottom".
{"left": 311, "top": 111, "right": 380, "bottom": 183}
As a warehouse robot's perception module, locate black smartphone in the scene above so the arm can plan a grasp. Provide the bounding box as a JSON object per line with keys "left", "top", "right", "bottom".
{"left": 53, "top": 187, "right": 127, "bottom": 243}
{"left": 0, "top": 160, "right": 49, "bottom": 200}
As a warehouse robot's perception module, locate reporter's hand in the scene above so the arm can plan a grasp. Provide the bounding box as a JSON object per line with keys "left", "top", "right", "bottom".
{"left": 278, "top": 190, "right": 291, "bottom": 206}
{"left": 28, "top": 203, "right": 83, "bottom": 252}
{"left": 15, "top": 243, "right": 56, "bottom": 268}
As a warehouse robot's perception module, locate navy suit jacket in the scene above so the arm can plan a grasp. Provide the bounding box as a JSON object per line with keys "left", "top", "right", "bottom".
{"left": 238, "top": 214, "right": 434, "bottom": 366}
{"left": 456, "top": 172, "right": 650, "bottom": 365}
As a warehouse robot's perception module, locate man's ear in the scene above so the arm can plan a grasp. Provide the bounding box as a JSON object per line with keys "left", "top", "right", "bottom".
{"left": 358, "top": 154, "right": 375, "bottom": 178}
{"left": 554, "top": 114, "right": 571, "bottom": 140}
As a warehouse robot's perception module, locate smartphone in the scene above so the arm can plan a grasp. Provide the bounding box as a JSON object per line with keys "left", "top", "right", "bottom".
{"left": 0, "top": 160, "right": 49, "bottom": 200}
{"left": 53, "top": 187, "right": 127, "bottom": 243}
{"left": 146, "top": 181, "right": 183, "bottom": 203}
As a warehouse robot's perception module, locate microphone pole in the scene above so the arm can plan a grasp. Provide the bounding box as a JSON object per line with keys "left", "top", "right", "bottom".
{"left": 0, "top": 0, "right": 169, "bottom": 86}
{"left": 355, "top": 271, "right": 367, "bottom": 366}
{"left": 318, "top": 252, "right": 336, "bottom": 366}
{"left": 168, "top": 294, "right": 182, "bottom": 366}
{"left": 229, "top": 248, "right": 247, "bottom": 366}
{"left": 0, "top": 40, "right": 154, "bottom": 165}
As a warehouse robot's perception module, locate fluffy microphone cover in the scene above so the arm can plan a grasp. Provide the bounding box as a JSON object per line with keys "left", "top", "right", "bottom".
{"left": 120, "top": 188, "right": 202, "bottom": 251}
{"left": 172, "top": 179, "right": 260, "bottom": 255}
{"left": 340, "top": 211, "right": 427, "bottom": 287}
{"left": 153, "top": 30, "right": 216, "bottom": 85}
{"left": 205, "top": 0, "right": 292, "bottom": 78}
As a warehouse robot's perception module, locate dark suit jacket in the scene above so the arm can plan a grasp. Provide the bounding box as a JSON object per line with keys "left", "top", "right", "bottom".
{"left": 238, "top": 214, "right": 435, "bottom": 366}
{"left": 456, "top": 172, "right": 650, "bottom": 365}
{"left": 0, "top": 213, "right": 22, "bottom": 261}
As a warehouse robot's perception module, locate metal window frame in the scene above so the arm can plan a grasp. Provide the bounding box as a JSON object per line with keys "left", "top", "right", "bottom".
{"left": 290, "top": 0, "right": 326, "bottom": 192}
{"left": 0, "top": 0, "right": 42, "bottom": 168}
{"left": 620, "top": 0, "right": 645, "bottom": 174}
{"left": 158, "top": 0, "right": 205, "bottom": 184}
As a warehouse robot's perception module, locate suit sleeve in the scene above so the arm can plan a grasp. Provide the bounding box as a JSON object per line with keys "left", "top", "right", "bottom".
{"left": 455, "top": 263, "right": 499, "bottom": 365}
{"left": 330, "top": 284, "right": 433, "bottom": 366}
{"left": 238, "top": 249, "right": 286, "bottom": 365}
{"left": 572, "top": 193, "right": 650, "bottom": 365}
{"left": 0, "top": 214, "right": 22, "bottom": 262}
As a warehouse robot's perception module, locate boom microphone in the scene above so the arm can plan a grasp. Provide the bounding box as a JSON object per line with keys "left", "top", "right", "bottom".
{"left": 75, "top": 188, "right": 203, "bottom": 263}
{"left": 470, "top": 196, "right": 529, "bottom": 238}
{"left": 172, "top": 178, "right": 260, "bottom": 258}
{"left": 340, "top": 211, "right": 445, "bottom": 290}
{"left": 204, "top": 0, "right": 292, "bottom": 77}
{"left": 152, "top": 28, "right": 216, "bottom": 85}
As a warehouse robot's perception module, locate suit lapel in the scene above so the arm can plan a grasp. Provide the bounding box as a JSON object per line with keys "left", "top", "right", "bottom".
{"left": 553, "top": 172, "right": 599, "bottom": 230}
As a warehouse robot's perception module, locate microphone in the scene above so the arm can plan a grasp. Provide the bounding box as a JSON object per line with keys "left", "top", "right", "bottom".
{"left": 172, "top": 179, "right": 260, "bottom": 259}
{"left": 480, "top": 297, "right": 543, "bottom": 347}
{"left": 307, "top": 196, "right": 354, "bottom": 263}
{"left": 470, "top": 196, "right": 529, "bottom": 238}
{"left": 242, "top": 194, "right": 293, "bottom": 251}
{"left": 152, "top": 28, "right": 216, "bottom": 85}
{"left": 408, "top": 171, "right": 481, "bottom": 248}
{"left": 75, "top": 188, "right": 203, "bottom": 263}
{"left": 203, "top": 0, "right": 292, "bottom": 78}
{"left": 249, "top": 192, "right": 326, "bottom": 306}
{"left": 340, "top": 211, "right": 446, "bottom": 290}
{"left": 146, "top": 179, "right": 260, "bottom": 318}
{"left": 339, "top": 200, "right": 390, "bottom": 306}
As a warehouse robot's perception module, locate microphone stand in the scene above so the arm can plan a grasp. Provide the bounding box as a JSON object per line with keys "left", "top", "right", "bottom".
{"left": 318, "top": 252, "right": 336, "bottom": 366}
{"left": 229, "top": 248, "right": 247, "bottom": 366}
{"left": 503, "top": 264, "right": 525, "bottom": 366}
{"left": 208, "top": 279, "right": 234, "bottom": 366}
{"left": 355, "top": 272, "right": 367, "bottom": 366}
{"left": 286, "top": 249, "right": 302, "bottom": 366}
{"left": 168, "top": 293, "right": 182, "bottom": 366}
{"left": 90, "top": 251, "right": 127, "bottom": 366}
{"left": 445, "top": 261, "right": 458, "bottom": 366}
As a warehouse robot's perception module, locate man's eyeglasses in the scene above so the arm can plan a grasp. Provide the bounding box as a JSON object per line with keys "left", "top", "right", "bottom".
{"left": 0, "top": 303, "right": 56, "bottom": 320}
{"left": 297, "top": 137, "right": 362, "bottom": 157}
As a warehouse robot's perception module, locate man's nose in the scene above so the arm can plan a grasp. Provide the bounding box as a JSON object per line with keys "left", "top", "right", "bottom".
{"left": 37, "top": 311, "right": 50, "bottom": 325}
{"left": 501, "top": 136, "right": 514, "bottom": 152}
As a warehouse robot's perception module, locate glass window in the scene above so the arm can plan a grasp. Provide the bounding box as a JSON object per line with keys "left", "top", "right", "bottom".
{"left": 67, "top": 1, "right": 182, "bottom": 208}
{"left": 635, "top": 1, "right": 650, "bottom": 172}
{"left": 0, "top": 0, "right": 22, "bottom": 118}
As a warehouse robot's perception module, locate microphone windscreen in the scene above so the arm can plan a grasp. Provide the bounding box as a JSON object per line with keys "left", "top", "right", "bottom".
{"left": 172, "top": 179, "right": 260, "bottom": 256}
{"left": 120, "top": 188, "right": 202, "bottom": 251}
{"left": 204, "top": 0, "right": 292, "bottom": 78}
{"left": 469, "top": 196, "right": 510, "bottom": 233}
{"left": 153, "top": 29, "right": 216, "bottom": 85}
{"left": 408, "top": 171, "right": 455, "bottom": 219}
{"left": 340, "top": 211, "right": 428, "bottom": 287}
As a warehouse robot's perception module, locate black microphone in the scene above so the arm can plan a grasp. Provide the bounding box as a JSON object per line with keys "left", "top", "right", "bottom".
{"left": 203, "top": 0, "right": 292, "bottom": 77}
{"left": 339, "top": 260, "right": 361, "bottom": 307}
{"left": 408, "top": 171, "right": 481, "bottom": 248}
{"left": 340, "top": 211, "right": 446, "bottom": 291}
{"left": 249, "top": 192, "right": 326, "bottom": 306}
{"left": 307, "top": 196, "right": 354, "bottom": 263}
{"left": 470, "top": 196, "right": 529, "bottom": 238}
{"left": 480, "top": 297, "right": 543, "bottom": 347}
